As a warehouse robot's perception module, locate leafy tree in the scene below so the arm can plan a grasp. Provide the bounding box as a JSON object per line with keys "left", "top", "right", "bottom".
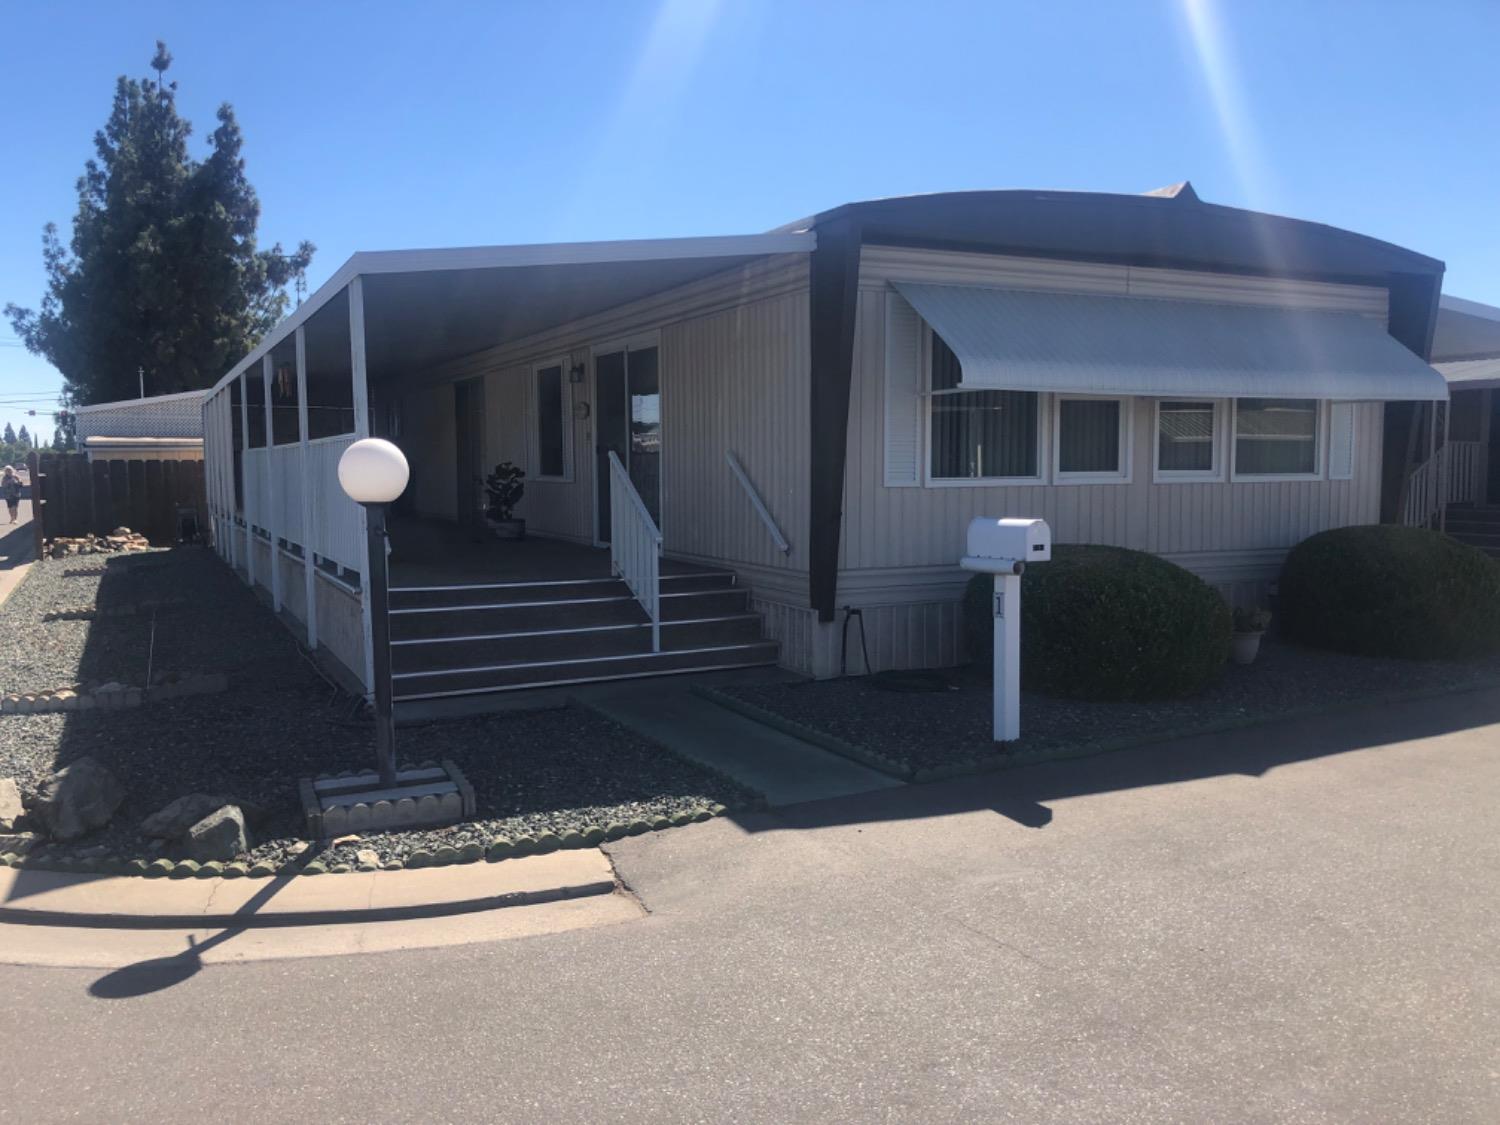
{"left": 17, "top": 425, "right": 29, "bottom": 448}
{"left": 2, "top": 424, "right": 14, "bottom": 445}
{"left": 5, "top": 42, "right": 314, "bottom": 405}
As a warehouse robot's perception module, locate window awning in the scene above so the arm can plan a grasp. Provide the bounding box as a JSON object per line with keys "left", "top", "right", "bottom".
{"left": 893, "top": 282, "right": 1449, "bottom": 402}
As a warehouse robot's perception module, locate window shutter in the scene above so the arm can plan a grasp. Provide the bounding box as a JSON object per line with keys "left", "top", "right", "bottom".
{"left": 884, "top": 291, "right": 923, "bottom": 486}
{"left": 1328, "top": 401, "right": 1355, "bottom": 480}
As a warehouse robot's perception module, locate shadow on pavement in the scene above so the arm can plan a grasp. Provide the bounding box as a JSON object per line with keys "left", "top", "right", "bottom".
{"left": 745, "top": 683, "right": 1500, "bottom": 834}
{"left": 86, "top": 866, "right": 305, "bottom": 1000}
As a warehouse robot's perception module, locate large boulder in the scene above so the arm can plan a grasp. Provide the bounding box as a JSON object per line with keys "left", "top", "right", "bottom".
{"left": 0, "top": 778, "right": 23, "bottom": 831}
{"left": 140, "top": 793, "right": 226, "bottom": 840}
{"left": 185, "top": 805, "right": 248, "bottom": 862}
{"left": 30, "top": 757, "right": 125, "bottom": 841}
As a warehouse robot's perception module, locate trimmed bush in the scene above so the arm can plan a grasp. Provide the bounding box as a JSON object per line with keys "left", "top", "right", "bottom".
{"left": 1278, "top": 525, "right": 1500, "bottom": 659}
{"left": 964, "top": 544, "right": 1231, "bottom": 701}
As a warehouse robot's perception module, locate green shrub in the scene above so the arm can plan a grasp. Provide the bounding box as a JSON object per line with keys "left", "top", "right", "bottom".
{"left": 1278, "top": 525, "right": 1500, "bottom": 659}
{"left": 963, "top": 544, "right": 1231, "bottom": 701}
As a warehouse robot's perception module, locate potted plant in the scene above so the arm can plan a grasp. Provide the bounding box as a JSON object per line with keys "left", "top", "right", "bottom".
{"left": 481, "top": 461, "right": 526, "bottom": 540}
{"left": 1230, "top": 606, "right": 1272, "bottom": 665}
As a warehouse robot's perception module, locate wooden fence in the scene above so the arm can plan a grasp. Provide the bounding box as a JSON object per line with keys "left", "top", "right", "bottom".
{"left": 27, "top": 451, "right": 208, "bottom": 549}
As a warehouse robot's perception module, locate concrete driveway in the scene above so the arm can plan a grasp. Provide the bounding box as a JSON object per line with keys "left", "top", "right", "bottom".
{"left": 1, "top": 686, "right": 1497, "bottom": 1122}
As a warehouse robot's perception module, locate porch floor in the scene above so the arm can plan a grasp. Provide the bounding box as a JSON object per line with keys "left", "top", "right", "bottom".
{"left": 388, "top": 517, "right": 726, "bottom": 586}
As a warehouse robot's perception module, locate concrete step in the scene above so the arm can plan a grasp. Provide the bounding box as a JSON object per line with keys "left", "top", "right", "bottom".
{"left": 389, "top": 570, "right": 736, "bottom": 611}
{"left": 392, "top": 641, "right": 781, "bottom": 701}
{"left": 391, "top": 615, "right": 765, "bottom": 672}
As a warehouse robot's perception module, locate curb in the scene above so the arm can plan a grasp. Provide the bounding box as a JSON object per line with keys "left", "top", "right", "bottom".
{"left": 0, "top": 877, "right": 617, "bottom": 931}
{"left": 696, "top": 673, "right": 1500, "bottom": 786}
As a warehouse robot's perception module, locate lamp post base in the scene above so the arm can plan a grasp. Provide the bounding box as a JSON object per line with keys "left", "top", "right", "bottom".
{"left": 300, "top": 759, "right": 476, "bottom": 839}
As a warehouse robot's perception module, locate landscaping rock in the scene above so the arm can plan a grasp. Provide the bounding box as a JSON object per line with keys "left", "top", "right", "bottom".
{"left": 30, "top": 757, "right": 126, "bottom": 841}
{"left": 0, "top": 777, "right": 23, "bottom": 830}
{"left": 140, "top": 793, "right": 226, "bottom": 839}
{"left": 184, "top": 805, "right": 249, "bottom": 863}
{"left": 0, "top": 832, "right": 38, "bottom": 856}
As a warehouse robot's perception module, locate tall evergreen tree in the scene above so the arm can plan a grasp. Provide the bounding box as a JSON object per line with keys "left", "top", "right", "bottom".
{"left": 5, "top": 43, "right": 314, "bottom": 404}
{"left": 17, "top": 426, "right": 29, "bottom": 448}
{"left": 1, "top": 424, "right": 14, "bottom": 445}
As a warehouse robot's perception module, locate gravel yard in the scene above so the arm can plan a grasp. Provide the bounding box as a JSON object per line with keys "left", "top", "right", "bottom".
{"left": 719, "top": 641, "right": 1500, "bottom": 777}
{"left": 1, "top": 547, "right": 757, "bottom": 872}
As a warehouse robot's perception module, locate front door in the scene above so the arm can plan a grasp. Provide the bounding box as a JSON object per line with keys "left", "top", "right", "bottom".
{"left": 454, "top": 378, "right": 484, "bottom": 537}
{"left": 594, "top": 344, "right": 661, "bottom": 544}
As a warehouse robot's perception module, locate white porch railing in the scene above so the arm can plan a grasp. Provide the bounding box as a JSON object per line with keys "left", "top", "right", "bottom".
{"left": 243, "top": 447, "right": 269, "bottom": 532}
{"left": 1446, "top": 440, "right": 1487, "bottom": 505}
{"left": 726, "top": 450, "right": 790, "bottom": 555}
{"left": 272, "top": 444, "right": 304, "bottom": 546}
{"left": 1403, "top": 440, "right": 1488, "bottom": 530}
{"left": 307, "top": 435, "right": 363, "bottom": 574}
{"left": 608, "top": 450, "right": 662, "bottom": 652}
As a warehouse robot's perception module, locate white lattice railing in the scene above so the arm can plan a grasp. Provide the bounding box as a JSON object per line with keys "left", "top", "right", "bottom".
{"left": 608, "top": 450, "right": 662, "bottom": 652}
{"left": 243, "top": 447, "right": 268, "bottom": 531}
{"left": 1403, "top": 440, "right": 1489, "bottom": 530}
{"left": 1446, "top": 440, "right": 1487, "bottom": 506}
{"left": 307, "top": 435, "right": 362, "bottom": 574}
{"left": 272, "top": 444, "right": 304, "bottom": 546}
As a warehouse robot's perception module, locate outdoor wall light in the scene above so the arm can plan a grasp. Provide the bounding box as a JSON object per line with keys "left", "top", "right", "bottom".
{"left": 569, "top": 362, "right": 587, "bottom": 384}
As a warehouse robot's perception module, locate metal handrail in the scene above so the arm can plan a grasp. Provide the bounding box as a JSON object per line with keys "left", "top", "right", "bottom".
{"left": 725, "top": 450, "right": 790, "bottom": 555}
{"left": 607, "top": 451, "right": 662, "bottom": 652}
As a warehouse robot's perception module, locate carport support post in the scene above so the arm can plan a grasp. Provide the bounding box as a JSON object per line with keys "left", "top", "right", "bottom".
{"left": 296, "top": 326, "right": 318, "bottom": 651}
{"left": 362, "top": 499, "right": 397, "bottom": 787}
{"left": 262, "top": 353, "right": 282, "bottom": 611}
{"left": 992, "top": 573, "right": 1022, "bottom": 743}
{"left": 349, "top": 275, "right": 378, "bottom": 698}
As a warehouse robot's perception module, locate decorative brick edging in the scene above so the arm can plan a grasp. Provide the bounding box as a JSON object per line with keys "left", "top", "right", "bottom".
{"left": 0, "top": 673, "right": 228, "bottom": 715}
{"left": 44, "top": 597, "right": 191, "bottom": 622}
{"left": 0, "top": 802, "right": 731, "bottom": 879}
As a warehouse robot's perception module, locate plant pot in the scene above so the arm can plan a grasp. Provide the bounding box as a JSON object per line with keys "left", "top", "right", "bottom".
{"left": 487, "top": 517, "right": 526, "bottom": 541}
{"left": 1230, "top": 631, "right": 1263, "bottom": 666}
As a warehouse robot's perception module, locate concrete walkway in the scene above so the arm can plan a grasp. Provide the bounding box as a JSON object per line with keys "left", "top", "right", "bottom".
{"left": 582, "top": 675, "right": 902, "bottom": 806}
{"left": 0, "top": 502, "right": 36, "bottom": 608}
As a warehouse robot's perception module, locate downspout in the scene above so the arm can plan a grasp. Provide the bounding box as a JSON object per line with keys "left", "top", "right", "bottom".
{"left": 807, "top": 216, "right": 862, "bottom": 622}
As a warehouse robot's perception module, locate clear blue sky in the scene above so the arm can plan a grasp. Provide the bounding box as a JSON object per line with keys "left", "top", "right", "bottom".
{"left": 2, "top": 0, "right": 1497, "bottom": 441}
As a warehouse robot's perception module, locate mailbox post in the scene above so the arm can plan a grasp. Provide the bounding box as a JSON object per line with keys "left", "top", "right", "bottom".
{"left": 960, "top": 517, "right": 1051, "bottom": 743}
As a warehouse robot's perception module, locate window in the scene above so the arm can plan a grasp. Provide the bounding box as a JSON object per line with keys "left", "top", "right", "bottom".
{"left": 1155, "top": 399, "right": 1222, "bottom": 480}
{"left": 1233, "top": 398, "right": 1320, "bottom": 478}
{"left": 1055, "top": 396, "right": 1129, "bottom": 481}
{"left": 533, "top": 361, "right": 569, "bottom": 480}
{"left": 928, "top": 332, "right": 1040, "bottom": 482}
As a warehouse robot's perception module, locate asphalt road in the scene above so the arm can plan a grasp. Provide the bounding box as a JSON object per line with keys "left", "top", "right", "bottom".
{"left": 2, "top": 686, "right": 1498, "bottom": 1123}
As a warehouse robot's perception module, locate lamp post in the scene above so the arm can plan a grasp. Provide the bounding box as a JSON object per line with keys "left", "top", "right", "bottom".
{"left": 337, "top": 438, "right": 410, "bottom": 787}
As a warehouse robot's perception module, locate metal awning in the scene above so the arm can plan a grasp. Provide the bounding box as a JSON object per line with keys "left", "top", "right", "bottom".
{"left": 1435, "top": 357, "right": 1500, "bottom": 392}
{"left": 893, "top": 282, "right": 1449, "bottom": 402}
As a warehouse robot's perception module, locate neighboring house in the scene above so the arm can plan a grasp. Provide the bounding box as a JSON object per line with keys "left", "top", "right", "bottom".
{"left": 75, "top": 389, "right": 207, "bottom": 462}
{"left": 1429, "top": 295, "right": 1500, "bottom": 554}
{"left": 201, "top": 183, "right": 1449, "bottom": 700}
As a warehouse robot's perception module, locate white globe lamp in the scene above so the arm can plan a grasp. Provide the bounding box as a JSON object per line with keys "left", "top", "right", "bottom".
{"left": 337, "top": 438, "right": 409, "bottom": 505}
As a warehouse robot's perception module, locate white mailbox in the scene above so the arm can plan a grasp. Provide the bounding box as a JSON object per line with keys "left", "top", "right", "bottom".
{"left": 961, "top": 517, "right": 1051, "bottom": 575}
{"left": 959, "top": 517, "right": 1052, "bottom": 744}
